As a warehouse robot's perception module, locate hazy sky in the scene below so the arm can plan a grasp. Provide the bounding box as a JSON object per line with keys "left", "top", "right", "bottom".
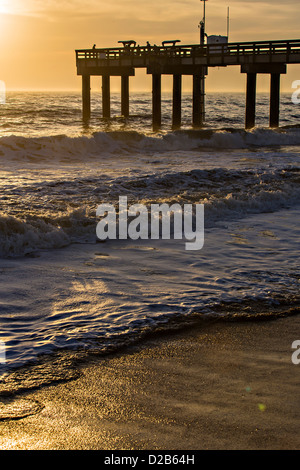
{"left": 0, "top": 0, "right": 299, "bottom": 92}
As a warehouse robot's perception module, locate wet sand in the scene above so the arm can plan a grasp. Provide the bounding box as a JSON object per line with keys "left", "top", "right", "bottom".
{"left": 0, "top": 316, "right": 299, "bottom": 450}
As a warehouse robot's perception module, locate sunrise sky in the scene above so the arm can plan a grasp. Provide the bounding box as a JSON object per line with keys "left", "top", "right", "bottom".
{"left": 0, "top": 0, "right": 299, "bottom": 92}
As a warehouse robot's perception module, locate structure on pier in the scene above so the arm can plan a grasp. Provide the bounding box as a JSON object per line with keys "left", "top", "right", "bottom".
{"left": 75, "top": 39, "right": 300, "bottom": 130}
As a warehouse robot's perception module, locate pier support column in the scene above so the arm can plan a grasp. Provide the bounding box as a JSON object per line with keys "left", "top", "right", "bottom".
{"left": 121, "top": 75, "right": 130, "bottom": 118}
{"left": 245, "top": 73, "right": 257, "bottom": 129}
{"left": 82, "top": 75, "right": 91, "bottom": 121}
{"left": 102, "top": 75, "right": 111, "bottom": 119}
{"left": 270, "top": 73, "right": 280, "bottom": 128}
{"left": 152, "top": 74, "right": 161, "bottom": 131}
{"left": 242, "top": 63, "right": 286, "bottom": 129}
{"left": 172, "top": 74, "right": 182, "bottom": 130}
{"left": 193, "top": 74, "right": 205, "bottom": 128}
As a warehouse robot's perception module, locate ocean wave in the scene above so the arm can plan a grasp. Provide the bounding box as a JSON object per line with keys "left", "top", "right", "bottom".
{"left": 0, "top": 214, "right": 69, "bottom": 257}
{"left": 0, "top": 209, "right": 95, "bottom": 258}
{"left": 114, "top": 166, "right": 300, "bottom": 215}
{"left": 0, "top": 166, "right": 299, "bottom": 258}
{"left": 1, "top": 126, "right": 300, "bottom": 163}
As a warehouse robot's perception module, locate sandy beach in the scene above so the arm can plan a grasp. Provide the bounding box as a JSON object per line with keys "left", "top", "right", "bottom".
{"left": 0, "top": 315, "right": 299, "bottom": 450}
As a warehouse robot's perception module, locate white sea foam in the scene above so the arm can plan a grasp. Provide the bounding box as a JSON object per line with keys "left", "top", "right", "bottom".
{"left": 0, "top": 208, "right": 96, "bottom": 257}
{"left": 0, "top": 214, "right": 70, "bottom": 257}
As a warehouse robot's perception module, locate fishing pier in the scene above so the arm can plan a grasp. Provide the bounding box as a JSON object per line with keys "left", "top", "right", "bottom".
{"left": 75, "top": 39, "right": 300, "bottom": 130}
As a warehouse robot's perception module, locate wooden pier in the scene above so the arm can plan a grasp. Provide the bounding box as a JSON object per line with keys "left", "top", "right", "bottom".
{"left": 75, "top": 39, "right": 300, "bottom": 130}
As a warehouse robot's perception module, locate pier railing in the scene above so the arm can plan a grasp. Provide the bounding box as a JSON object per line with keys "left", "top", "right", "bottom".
{"left": 76, "top": 39, "right": 300, "bottom": 65}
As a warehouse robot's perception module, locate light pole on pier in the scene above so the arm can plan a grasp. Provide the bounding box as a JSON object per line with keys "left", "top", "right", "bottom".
{"left": 195, "top": 0, "right": 208, "bottom": 125}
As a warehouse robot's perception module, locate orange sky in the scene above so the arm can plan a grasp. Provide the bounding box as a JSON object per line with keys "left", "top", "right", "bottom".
{"left": 0, "top": 0, "right": 299, "bottom": 92}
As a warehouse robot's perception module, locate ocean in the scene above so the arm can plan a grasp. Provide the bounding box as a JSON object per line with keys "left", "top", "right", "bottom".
{"left": 0, "top": 91, "right": 299, "bottom": 397}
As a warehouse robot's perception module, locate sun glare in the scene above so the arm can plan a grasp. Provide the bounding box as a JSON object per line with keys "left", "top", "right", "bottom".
{"left": 0, "top": 0, "right": 13, "bottom": 14}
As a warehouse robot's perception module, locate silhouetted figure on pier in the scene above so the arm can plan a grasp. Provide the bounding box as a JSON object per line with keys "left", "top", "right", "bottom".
{"left": 200, "top": 21, "right": 205, "bottom": 45}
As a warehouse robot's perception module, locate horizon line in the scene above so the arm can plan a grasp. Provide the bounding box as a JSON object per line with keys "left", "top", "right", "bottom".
{"left": 5, "top": 89, "right": 295, "bottom": 94}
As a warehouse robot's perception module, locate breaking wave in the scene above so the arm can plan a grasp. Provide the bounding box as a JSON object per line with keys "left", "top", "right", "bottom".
{"left": 1, "top": 126, "right": 300, "bottom": 163}
{"left": 0, "top": 209, "right": 95, "bottom": 258}
{"left": 0, "top": 166, "right": 299, "bottom": 258}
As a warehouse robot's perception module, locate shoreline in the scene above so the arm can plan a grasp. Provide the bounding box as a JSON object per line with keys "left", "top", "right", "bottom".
{"left": 0, "top": 314, "right": 299, "bottom": 450}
